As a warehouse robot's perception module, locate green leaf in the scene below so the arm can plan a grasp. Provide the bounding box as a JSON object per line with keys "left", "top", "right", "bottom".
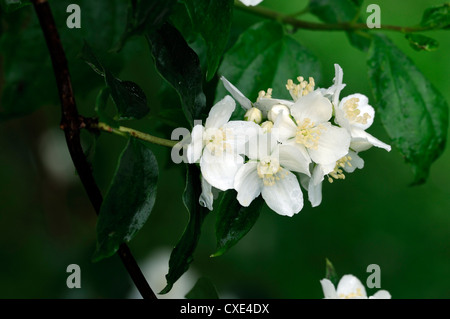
{"left": 325, "top": 258, "right": 339, "bottom": 287}
{"left": 93, "top": 137, "right": 158, "bottom": 262}
{"left": 184, "top": 0, "right": 234, "bottom": 81}
{"left": 79, "top": 41, "right": 104, "bottom": 76}
{"left": 309, "top": 0, "right": 371, "bottom": 51}
{"left": 113, "top": 0, "right": 177, "bottom": 51}
{"left": 146, "top": 22, "right": 207, "bottom": 127}
{"left": 105, "top": 71, "right": 149, "bottom": 120}
{"left": 405, "top": 33, "right": 439, "bottom": 52}
{"left": 0, "top": 0, "right": 129, "bottom": 121}
{"left": 420, "top": 3, "right": 450, "bottom": 30}
{"left": 94, "top": 87, "right": 119, "bottom": 128}
{"left": 211, "top": 190, "right": 263, "bottom": 257}
{"left": 185, "top": 277, "right": 219, "bottom": 299}
{"left": 81, "top": 42, "right": 150, "bottom": 120}
{"left": 0, "top": 0, "right": 30, "bottom": 13}
{"left": 367, "top": 35, "right": 449, "bottom": 184}
{"left": 160, "top": 165, "right": 209, "bottom": 294}
{"left": 215, "top": 21, "right": 321, "bottom": 116}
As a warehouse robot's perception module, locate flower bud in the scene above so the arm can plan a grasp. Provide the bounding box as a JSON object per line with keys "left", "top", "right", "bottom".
{"left": 267, "top": 104, "right": 290, "bottom": 122}
{"left": 260, "top": 121, "right": 273, "bottom": 133}
{"left": 244, "top": 107, "right": 263, "bottom": 124}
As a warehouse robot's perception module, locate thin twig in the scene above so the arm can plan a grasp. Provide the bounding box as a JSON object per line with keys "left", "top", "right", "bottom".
{"left": 235, "top": 2, "right": 434, "bottom": 33}
{"left": 91, "top": 121, "right": 178, "bottom": 148}
{"left": 31, "top": 0, "right": 156, "bottom": 299}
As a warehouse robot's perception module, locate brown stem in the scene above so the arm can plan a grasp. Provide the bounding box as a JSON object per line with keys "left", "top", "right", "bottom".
{"left": 235, "top": 2, "right": 434, "bottom": 33}
{"left": 31, "top": 0, "right": 156, "bottom": 299}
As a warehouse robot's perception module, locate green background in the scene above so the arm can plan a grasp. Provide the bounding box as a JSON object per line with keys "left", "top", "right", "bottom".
{"left": 0, "top": 0, "right": 449, "bottom": 298}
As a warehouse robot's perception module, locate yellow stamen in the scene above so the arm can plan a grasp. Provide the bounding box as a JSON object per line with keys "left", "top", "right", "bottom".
{"left": 257, "top": 157, "right": 287, "bottom": 186}
{"left": 343, "top": 97, "right": 371, "bottom": 125}
{"left": 295, "top": 118, "right": 325, "bottom": 149}
{"left": 286, "top": 76, "right": 315, "bottom": 101}
{"left": 327, "top": 155, "right": 352, "bottom": 183}
{"left": 257, "top": 88, "right": 273, "bottom": 101}
{"left": 338, "top": 288, "right": 364, "bottom": 299}
{"left": 204, "top": 127, "right": 231, "bottom": 156}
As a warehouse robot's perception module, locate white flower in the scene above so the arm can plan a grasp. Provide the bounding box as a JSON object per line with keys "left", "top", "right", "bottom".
{"left": 321, "top": 274, "right": 391, "bottom": 299}
{"left": 335, "top": 93, "right": 391, "bottom": 152}
{"left": 273, "top": 90, "right": 351, "bottom": 172}
{"left": 233, "top": 132, "right": 310, "bottom": 217}
{"left": 324, "top": 64, "right": 390, "bottom": 152}
{"left": 186, "top": 95, "right": 260, "bottom": 192}
{"left": 239, "top": 0, "right": 263, "bottom": 6}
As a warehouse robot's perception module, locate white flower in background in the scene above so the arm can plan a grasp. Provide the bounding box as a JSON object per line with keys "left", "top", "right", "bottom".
{"left": 273, "top": 90, "right": 351, "bottom": 172}
{"left": 234, "top": 132, "right": 310, "bottom": 217}
{"left": 239, "top": 0, "right": 263, "bottom": 6}
{"left": 186, "top": 95, "right": 260, "bottom": 193}
{"left": 321, "top": 274, "right": 391, "bottom": 299}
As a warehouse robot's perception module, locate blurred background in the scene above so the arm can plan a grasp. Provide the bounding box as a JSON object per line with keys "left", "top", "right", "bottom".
{"left": 0, "top": 0, "right": 449, "bottom": 298}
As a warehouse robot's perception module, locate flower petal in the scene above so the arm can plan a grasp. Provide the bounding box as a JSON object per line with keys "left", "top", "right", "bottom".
{"left": 290, "top": 90, "right": 333, "bottom": 124}
{"left": 220, "top": 76, "right": 252, "bottom": 110}
{"left": 222, "top": 120, "right": 262, "bottom": 155}
{"left": 199, "top": 175, "right": 214, "bottom": 210}
{"left": 330, "top": 63, "right": 346, "bottom": 107}
{"left": 272, "top": 111, "right": 297, "bottom": 142}
{"left": 205, "top": 95, "right": 236, "bottom": 129}
{"left": 279, "top": 141, "right": 311, "bottom": 176}
{"left": 320, "top": 278, "right": 338, "bottom": 299}
{"left": 200, "top": 148, "right": 243, "bottom": 191}
{"left": 308, "top": 177, "right": 323, "bottom": 207}
{"left": 308, "top": 165, "right": 325, "bottom": 207}
{"left": 246, "top": 131, "right": 278, "bottom": 160}
{"left": 344, "top": 151, "right": 364, "bottom": 173}
{"left": 350, "top": 128, "right": 391, "bottom": 152}
{"left": 239, "top": 0, "right": 263, "bottom": 6}
{"left": 234, "top": 162, "right": 263, "bottom": 207}
{"left": 186, "top": 125, "right": 204, "bottom": 163}
{"left": 336, "top": 275, "right": 367, "bottom": 299}
{"left": 369, "top": 290, "right": 392, "bottom": 299}
{"left": 261, "top": 170, "right": 303, "bottom": 217}
{"left": 308, "top": 123, "right": 351, "bottom": 166}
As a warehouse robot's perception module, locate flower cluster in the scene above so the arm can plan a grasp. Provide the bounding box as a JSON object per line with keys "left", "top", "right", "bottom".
{"left": 185, "top": 64, "right": 391, "bottom": 216}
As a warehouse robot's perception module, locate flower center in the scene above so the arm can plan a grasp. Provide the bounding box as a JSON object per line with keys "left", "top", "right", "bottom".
{"left": 286, "top": 76, "right": 315, "bottom": 101}
{"left": 203, "top": 127, "right": 230, "bottom": 156}
{"left": 295, "top": 118, "right": 325, "bottom": 149}
{"left": 257, "top": 156, "right": 286, "bottom": 186}
{"left": 343, "top": 97, "right": 371, "bottom": 125}
{"left": 338, "top": 288, "right": 364, "bottom": 299}
{"left": 327, "top": 155, "right": 352, "bottom": 183}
